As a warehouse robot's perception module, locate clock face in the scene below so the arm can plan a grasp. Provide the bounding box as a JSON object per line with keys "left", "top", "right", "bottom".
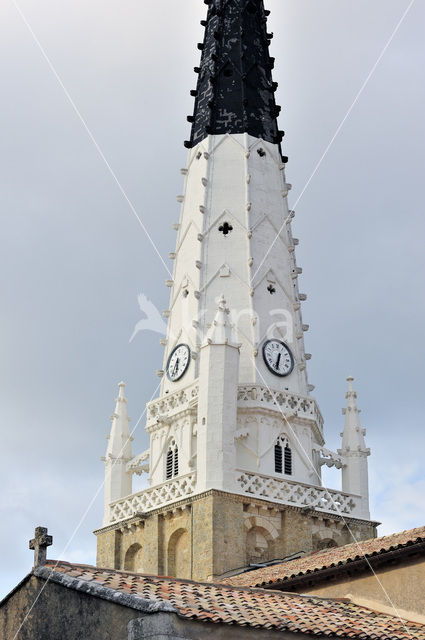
{"left": 166, "top": 344, "right": 191, "bottom": 382}
{"left": 263, "top": 340, "right": 294, "bottom": 377}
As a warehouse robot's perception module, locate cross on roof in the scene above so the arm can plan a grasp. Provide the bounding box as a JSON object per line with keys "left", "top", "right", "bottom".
{"left": 29, "top": 526, "right": 53, "bottom": 568}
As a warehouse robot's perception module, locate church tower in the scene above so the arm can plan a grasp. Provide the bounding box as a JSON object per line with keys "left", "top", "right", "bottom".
{"left": 95, "top": 0, "right": 377, "bottom": 580}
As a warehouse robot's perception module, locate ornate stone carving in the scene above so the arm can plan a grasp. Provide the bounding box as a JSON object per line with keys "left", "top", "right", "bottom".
{"left": 109, "top": 473, "right": 197, "bottom": 524}
{"left": 236, "top": 470, "right": 360, "bottom": 517}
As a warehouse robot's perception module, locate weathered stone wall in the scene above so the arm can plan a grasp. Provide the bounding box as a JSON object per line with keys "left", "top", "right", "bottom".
{"left": 95, "top": 490, "right": 377, "bottom": 581}
{"left": 163, "top": 508, "right": 192, "bottom": 579}
{"left": 97, "top": 527, "right": 121, "bottom": 569}
{"left": 213, "top": 494, "right": 245, "bottom": 577}
{"left": 128, "top": 612, "right": 313, "bottom": 640}
{"left": 0, "top": 575, "right": 137, "bottom": 640}
{"left": 192, "top": 495, "right": 214, "bottom": 580}
{"left": 0, "top": 575, "right": 312, "bottom": 640}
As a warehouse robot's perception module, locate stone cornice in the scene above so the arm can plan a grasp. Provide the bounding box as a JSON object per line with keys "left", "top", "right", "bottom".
{"left": 94, "top": 489, "right": 378, "bottom": 536}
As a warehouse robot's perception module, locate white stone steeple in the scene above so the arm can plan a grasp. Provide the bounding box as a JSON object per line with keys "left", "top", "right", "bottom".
{"left": 339, "top": 377, "right": 371, "bottom": 520}
{"left": 144, "top": 0, "right": 327, "bottom": 495}
{"left": 98, "top": 1, "right": 374, "bottom": 546}
{"left": 102, "top": 382, "right": 133, "bottom": 525}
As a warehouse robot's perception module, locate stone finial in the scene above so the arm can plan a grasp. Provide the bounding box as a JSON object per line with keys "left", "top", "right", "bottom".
{"left": 340, "top": 377, "right": 369, "bottom": 455}
{"left": 339, "top": 377, "right": 371, "bottom": 519}
{"left": 117, "top": 381, "right": 127, "bottom": 402}
{"left": 102, "top": 382, "right": 133, "bottom": 526}
{"left": 29, "top": 526, "right": 53, "bottom": 568}
{"left": 205, "top": 295, "right": 240, "bottom": 348}
{"left": 106, "top": 381, "right": 132, "bottom": 460}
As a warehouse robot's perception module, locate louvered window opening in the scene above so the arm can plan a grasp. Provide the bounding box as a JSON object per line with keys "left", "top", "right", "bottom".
{"left": 166, "top": 444, "right": 179, "bottom": 480}
{"left": 274, "top": 443, "right": 283, "bottom": 474}
{"left": 174, "top": 448, "right": 179, "bottom": 477}
{"left": 166, "top": 449, "right": 174, "bottom": 480}
{"left": 284, "top": 445, "right": 292, "bottom": 475}
{"left": 275, "top": 439, "right": 292, "bottom": 476}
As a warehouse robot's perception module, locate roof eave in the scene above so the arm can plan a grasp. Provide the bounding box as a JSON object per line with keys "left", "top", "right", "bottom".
{"left": 257, "top": 541, "right": 425, "bottom": 591}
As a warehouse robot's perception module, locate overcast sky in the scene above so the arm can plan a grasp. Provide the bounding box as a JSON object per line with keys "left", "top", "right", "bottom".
{"left": 0, "top": 0, "right": 424, "bottom": 599}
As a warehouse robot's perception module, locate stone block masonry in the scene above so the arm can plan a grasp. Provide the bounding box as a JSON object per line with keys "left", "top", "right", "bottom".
{"left": 95, "top": 490, "right": 377, "bottom": 582}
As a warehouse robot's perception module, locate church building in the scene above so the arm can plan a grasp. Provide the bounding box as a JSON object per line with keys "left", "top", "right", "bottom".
{"left": 95, "top": 0, "right": 377, "bottom": 582}
{"left": 2, "top": 2, "right": 425, "bottom": 639}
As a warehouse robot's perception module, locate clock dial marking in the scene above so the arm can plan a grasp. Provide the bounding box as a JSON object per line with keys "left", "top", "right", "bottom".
{"left": 166, "top": 344, "right": 191, "bottom": 382}
{"left": 263, "top": 339, "right": 294, "bottom": 377}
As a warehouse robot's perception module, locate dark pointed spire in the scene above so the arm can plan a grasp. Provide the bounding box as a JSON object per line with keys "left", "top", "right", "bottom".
{"left": 185, "top": 0, "right": 284, "bottom": 151}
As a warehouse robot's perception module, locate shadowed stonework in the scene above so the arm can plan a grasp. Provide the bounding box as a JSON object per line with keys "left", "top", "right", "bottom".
{"left": 95, "top": 491, "right": 376, "bottom": 583}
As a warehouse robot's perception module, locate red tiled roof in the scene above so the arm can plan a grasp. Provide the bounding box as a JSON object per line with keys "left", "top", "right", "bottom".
{"left": 42, "top": 560, "right": 425, "bottom": 639}
{"left": 223, "top": 525, "right": 425, "bottom": 589}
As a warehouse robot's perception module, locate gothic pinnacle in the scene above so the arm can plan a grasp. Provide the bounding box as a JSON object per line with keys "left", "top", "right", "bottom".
{"left": 106, "top": 382, "right": 132, "bottom": 460}
{"left": 339, "top": 377, "right": 371, "bottom": 519}
{"left": 340, "top": 377, "right": 370, "bottom": 455}
{"left": 205, "top": 295, "right": 240, "bottom": 347}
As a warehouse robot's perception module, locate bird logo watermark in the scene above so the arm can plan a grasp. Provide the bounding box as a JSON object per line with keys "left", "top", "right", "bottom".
{"left": 130, "top": 293, "right": 295, "bottom": 346}
{"left": 129, "top": 294, "right": 168, "bottom": 343}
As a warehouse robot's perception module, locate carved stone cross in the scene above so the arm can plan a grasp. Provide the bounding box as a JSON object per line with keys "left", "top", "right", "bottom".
{"left": 29, "top": 526, "right": 53, "bottom": 567}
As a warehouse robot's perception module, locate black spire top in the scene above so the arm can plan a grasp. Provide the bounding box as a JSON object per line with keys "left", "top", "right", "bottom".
{"left": 185, "top": 0, "right": 284, "bottom": 152}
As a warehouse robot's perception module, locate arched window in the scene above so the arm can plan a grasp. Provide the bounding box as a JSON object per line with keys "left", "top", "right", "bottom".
{"left": 166, "top": 440, "right": 179, "bottom": 480}
{"left": 123, "top": 543, "right": 143, "bottom": 573}
{"left": 275, "top": 436, "right": 292, "bottom": 476}
{"left": 167, "top": 528, "right": 190, "bottom": 579}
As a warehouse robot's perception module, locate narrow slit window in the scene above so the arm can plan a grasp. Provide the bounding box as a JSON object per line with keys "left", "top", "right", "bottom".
{"left": 166, "top": 440, "right": 179, "bottom": 480}
{"left": 274, "top": 442, "right": 283, "bottom": 474}
{"left": 284, "top": 444, "right": 293, "bottom": 476}
{"left": 166, "top": 448, "right": 174, "bottom": 480}
{"left": 174, "top": 447, "right": 179, "bottom": 477}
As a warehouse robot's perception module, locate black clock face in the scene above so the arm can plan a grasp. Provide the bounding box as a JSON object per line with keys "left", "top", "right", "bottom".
{"left": 166, "top": 344, "right": 191, "bottom": 382}
{"left": 263, "top": 340, "right": 294, "bottom": 377}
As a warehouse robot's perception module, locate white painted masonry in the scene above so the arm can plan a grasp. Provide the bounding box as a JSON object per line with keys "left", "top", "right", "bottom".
{"left": 101, "top": 135, "right": 372, "bottom": 527}
{"left": 102, "top": 382, "right": 133, "bottom": 526}
{"left": 161, "top": 134, "right": 309, "bottom": 395}
{"left": 197, "top": 296, "right": 241, "bottom": 492}
{"left": 339, "top": 377, "right": 371, "bottom": 520}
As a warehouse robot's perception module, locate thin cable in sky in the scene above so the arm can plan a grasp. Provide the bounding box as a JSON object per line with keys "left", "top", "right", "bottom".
{"left": 252, "top": 364, "right": 412, "bottom": 638}
{"left": 11, "top": 379, "right": 162, "bottom": 640}
{"left": 253, "top": 0, "right": 416, "bottom": 281}
{"left": 11, "top": 0, "right": 172, "bottom": 278}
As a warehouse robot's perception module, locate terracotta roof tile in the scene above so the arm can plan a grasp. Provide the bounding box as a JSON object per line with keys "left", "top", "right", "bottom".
{"left": 222, "top": 525, "right": 425, "bottom": 589}
{"left": 42, "top": 560, "right": 425, "bottom": 639}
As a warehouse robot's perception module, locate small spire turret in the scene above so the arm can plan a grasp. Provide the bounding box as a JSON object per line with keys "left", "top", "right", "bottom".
{"left": 339, "top": 377, "right": 371, "bottom": 520}
{"left": 205, "top": 295, "right": 239, "bottom": 347}
{"left": 340, "top": 377, "right": 369, "bottom": 454}
{"left": 102, "top": 382, "right": 133, "bottom": 525}
{"left": 105, "top": 382, "right": 132, "bottom": 460}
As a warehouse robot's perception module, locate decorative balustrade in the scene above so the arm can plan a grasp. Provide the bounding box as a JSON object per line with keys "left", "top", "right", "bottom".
{"left": 147, "top": 383, "right": 323, "bottom": 431}
{"left": 237, "top": 385, "right": 323, "bottom": 431}
{"left": 236, "top": 470, "right": 360, "bottom": 516}
{"left": 109, "top": 473, "right": 197, "bottom": 524}
{"left": 146, "top": 382, "right": 199, "bottom": 430}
